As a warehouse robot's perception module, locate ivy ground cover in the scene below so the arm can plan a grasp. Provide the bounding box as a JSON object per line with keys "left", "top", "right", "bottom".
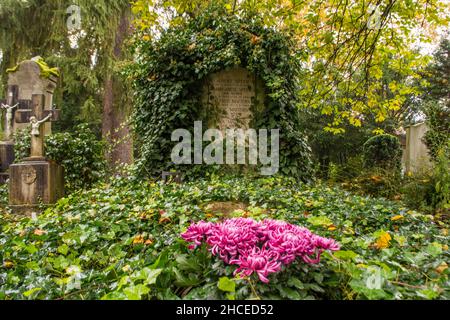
{"left": 0, "top": 176, "right": 448, "bottom": 300}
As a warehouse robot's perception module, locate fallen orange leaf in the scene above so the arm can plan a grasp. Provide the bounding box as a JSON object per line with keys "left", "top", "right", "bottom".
{"left": 159, "top": 217, "right": 171, "bottom": 224}
{"left": 133, "top": 235, "right": 144, "bottom": 244}
{"left": 375, "top": 231, "right": 391, "bottom": 249}
{"left": 33, "top": 229, "right": 46, "bottom": 236}
{"left": 436, "top": 262, "right": 448, "bottom": 274}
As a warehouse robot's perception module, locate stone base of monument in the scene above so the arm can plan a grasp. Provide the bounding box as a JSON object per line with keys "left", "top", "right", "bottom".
{"left": 0, "top": 141, "right": 15, "bottom": 171}
{"left": 9, "top": 158, "right": 64, "bottom": 215}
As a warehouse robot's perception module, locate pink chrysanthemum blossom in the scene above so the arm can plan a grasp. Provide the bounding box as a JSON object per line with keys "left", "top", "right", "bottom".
{"left": 181, "top": 220, "right": 215, "bottom": 249}
{"left": 181, "top": 217, "right": 340, "bottom": 283}
{"left": 207, "top": 218, "right": 261, "bottom": 263}
{"left": 230, "top": 247, "right": 281, "bottom": 283}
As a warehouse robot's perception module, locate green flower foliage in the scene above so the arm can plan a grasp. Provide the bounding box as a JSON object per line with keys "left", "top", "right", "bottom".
{"left": 0, "top": 175, "right": 448, "bottom": 300}
{"left": 125, "top": 5, "right": 314, "bottom": 181}
{"left": 363, "top": 134, "right": 402, "bottom": 170}
{"left": 13, "top": 124, "right": 106, "bottom": 192}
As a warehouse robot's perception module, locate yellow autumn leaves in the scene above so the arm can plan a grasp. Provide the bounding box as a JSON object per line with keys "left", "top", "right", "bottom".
{"left": 372, "top": 214, "right": 408, "bottom": 249}
{"left": 375, "top": 231, "right": 392, "bottom": 249}
{"left": 132, "top": 234, "right": 154, "bottom": 246}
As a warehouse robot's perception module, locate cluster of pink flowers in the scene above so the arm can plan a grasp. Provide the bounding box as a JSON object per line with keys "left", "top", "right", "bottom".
{"left": 181, "top": 218, "right": 340, "bottom": 283}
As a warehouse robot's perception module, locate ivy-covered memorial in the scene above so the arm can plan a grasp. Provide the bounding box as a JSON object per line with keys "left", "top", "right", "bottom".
{"left": 126, "top": 8, "right": 314, "bottom": 181}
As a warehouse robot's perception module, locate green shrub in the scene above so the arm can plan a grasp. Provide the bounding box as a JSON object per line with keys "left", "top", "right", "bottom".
{"left": 363, "top": 134, "right": 402, "bottom": 170}
{"left": 14, "top": 124, "right": 106, "bottom": 192}
{"left": 401, "top": 145, "right": 449, "bottom": 213}
{"left": 433, "top": 147, "right": 450, "bottom": 212}
{"left": 401, "top": 169, "right": 436, "bottom": 212}
{"left": 423, "top": 101, "right": 450, "bottom": 161}
{"left": 339, "top": 167, "right": 402, "bottom": 199}
{"left": 328, "top": 156, "right": 364, "bottom": 183}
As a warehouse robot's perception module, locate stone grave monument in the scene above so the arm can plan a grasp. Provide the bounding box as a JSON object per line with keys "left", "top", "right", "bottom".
{"left": 404, "top": 122, "right": 432, "bottom": 173}
{"left": 201, "top": 66, "right": 265, "bottom": 130}
{"left": 9, "top": 94, "right": 63, "bottom": 214}
{"left": 0, "top": 57, "right": 64, "bottom": 214}
{"left": 0, "top": 57, "right": 58, "bottom": 183}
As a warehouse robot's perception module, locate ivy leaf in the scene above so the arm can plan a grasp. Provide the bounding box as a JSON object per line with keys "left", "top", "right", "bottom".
{"left": 57, "top": 244, "right": 69, "bottom": 255}
{"left": 334, "top": 250, "right": 358, "bottom": 260}
{"left": 425, "top": 242, "right": 443, "bottom": 257}
{"left": 23, "top": 288, "right": 42, "bottom": 298}
{"left": 217, "top": 277, "right": 235, "bottom": 293}
{"left": 123, "top": 284, "right": 150, "bottom": 300}
{"left": 307, "top": 216, "right": 333, "bottom": 227}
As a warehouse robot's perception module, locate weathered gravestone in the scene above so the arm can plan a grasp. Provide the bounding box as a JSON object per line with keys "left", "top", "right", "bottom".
{"left": 0, "top": 57, "right": 59, "bottom": 183}
{"left": 0, "top": 57, "right": 64, "bottom": 214}
{"left": 9, "top": 94, "right": 63, "bottom": 214}
{"left": 404, "top": 122, "right": 432, "bottom": 173}
{"left": 5, "top": 57, "right": 58, "bottom": 134}
{"left": 202, "top": 67, "right": 265, "bottom": 130}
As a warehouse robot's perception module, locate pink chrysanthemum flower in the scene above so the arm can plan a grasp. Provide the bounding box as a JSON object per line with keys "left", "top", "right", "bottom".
{"left": 181, "top": 220, "right": 215, "bottom": 249}
{"left": 181, "top": 217, "right": 340, "bottom": 283}
{"left": 207, "top": 218, "right": 261, "bottom": 263}
{"left": 230, "top": 247, "right": 281, "bottom": 283}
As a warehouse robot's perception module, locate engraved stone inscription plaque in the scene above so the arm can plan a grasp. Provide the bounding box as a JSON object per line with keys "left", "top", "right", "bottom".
{"left": 202, "top": 67, "right": 263, "bottom": 130}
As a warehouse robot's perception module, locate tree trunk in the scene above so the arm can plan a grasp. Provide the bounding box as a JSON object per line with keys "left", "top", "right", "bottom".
{"left": 102, "top": 7, "right": 133, "bottom": 169}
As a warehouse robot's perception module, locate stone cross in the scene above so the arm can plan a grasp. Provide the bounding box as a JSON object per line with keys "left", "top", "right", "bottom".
{"left": 1, "top": 84, "right": 36, "bottom": 141}
{"left": 1, "top": 103, "right": 19, "bottom": 140}
{"left": 14, "top": 94, "right": 60, "bottom": 159}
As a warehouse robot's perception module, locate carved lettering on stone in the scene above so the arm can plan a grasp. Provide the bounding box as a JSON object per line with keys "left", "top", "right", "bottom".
{"left": 203, "top": 67, "right": 262, "bottom": 130}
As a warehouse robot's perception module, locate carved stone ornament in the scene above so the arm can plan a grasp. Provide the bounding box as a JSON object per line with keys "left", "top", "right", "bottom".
{"left": 21, "top": 166, "right": 37, "bottom": 185}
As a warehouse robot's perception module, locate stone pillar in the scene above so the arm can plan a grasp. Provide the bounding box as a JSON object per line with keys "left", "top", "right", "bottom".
{"left": 405, "top": 123, "right": 433, "bottom": 173}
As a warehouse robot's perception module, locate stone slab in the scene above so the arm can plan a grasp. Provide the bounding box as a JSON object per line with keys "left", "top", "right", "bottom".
{"left": 202, "top": 67, "right": 265, "bottom": 130}
{"left": 7, "top": 60, "right": 58, "bottom": 135}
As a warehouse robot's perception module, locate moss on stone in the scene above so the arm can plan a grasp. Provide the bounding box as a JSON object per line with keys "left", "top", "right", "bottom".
{"left": 6, "top": 58, "right": 60, "bottom": 78}
{"left": 34, "top": 57, "right": 60, "bottom": 78}
{"left": 5, "top": 65, "right": 19, "bottom": 73}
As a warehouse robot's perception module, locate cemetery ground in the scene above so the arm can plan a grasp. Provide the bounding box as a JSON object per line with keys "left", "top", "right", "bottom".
{"left": 0, "top": 174, "right": 448, "bottom": 300}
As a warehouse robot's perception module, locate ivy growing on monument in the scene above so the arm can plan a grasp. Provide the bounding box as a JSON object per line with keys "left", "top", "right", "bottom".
{"left": 126, "top": 6, "right": 314, "bottom": 181}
